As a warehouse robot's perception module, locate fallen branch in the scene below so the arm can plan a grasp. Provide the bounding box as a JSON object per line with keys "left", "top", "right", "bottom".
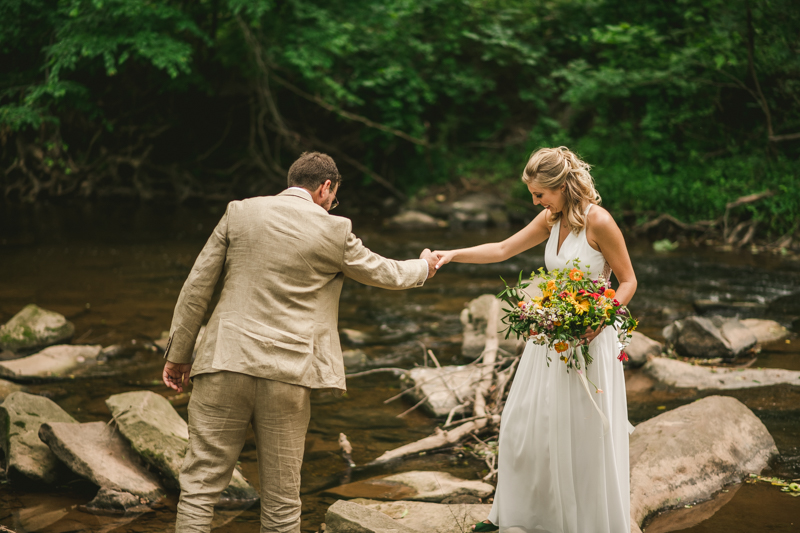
{"left": 345, "top": 368, "right": 409, "bottom": 379}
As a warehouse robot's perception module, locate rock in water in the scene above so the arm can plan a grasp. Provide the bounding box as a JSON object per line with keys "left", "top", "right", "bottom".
{"left": 325, "top": 499, "right": 417, "bottom": 533}
{"left": 665, "top": 316, "right": 756, "bottom": 359}
{"left": 643, "top": 357, "right": 800, "bottom": 390}
{"left": 385, "top": 211, "right": 442, "bottom": 230}
{"left": 461, "top": 295, "right": 524, "bottom": 358}
{"left": 38, "top": 421, "right": 164, "bottom": 504}
{"left": 0, "top": 391, "right": 77, "bottom": 483}
{"left": 739, "top": 319, "right": 791, "bottom": 345}
{"left": 325, "top": 471, "right": 493, "bottom": 503}
{"left": 624, "top": 332, "right": 662, "bottom": 368}
{"left": 86, "top": 487, "right": 150, "bottom": 514}
{"left": 350, "top": 499, "right": 493, "bottom": 533}
{"left": 105, "top": 390, "right": 258, "bottom": 504}
{"left": 0, "top": 344, "right": 102, "bottom": 380}
{"left": 0, "top": 379, "right": 24, "bottom": 401}
{"left": 629, "top": 396, "right": 777, "bottom": 528}
{"left": 0, "top": 304, "right": 75, "bottom": 352}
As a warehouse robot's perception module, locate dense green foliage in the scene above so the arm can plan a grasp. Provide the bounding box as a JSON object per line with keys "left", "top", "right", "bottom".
{"left": 1, "top": 0, "right": 798, "bottom": 234}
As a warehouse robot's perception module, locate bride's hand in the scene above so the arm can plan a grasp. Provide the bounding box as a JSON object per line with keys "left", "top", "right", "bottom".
{"left": 579, "top": 321, "right": 606, "bottom": 345}
{"left": 433, "top": 250, "right": 455, "bottom": 270}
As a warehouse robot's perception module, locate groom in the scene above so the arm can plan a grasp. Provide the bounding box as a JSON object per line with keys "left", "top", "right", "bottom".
{"left": 162, "top": 152, "right": 437, "bottom": 532}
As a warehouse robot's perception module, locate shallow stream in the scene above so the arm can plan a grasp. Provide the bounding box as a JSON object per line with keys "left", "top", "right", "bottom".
{"left": 0, "top": 201, "right": 798, "bottom": 532}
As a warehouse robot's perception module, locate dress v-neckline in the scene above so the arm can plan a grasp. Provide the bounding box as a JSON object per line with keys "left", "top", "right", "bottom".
{"left": 555, "top": 220, "right": 572, "bottom": 256}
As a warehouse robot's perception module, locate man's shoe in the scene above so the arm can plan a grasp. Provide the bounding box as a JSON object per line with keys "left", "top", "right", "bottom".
{"left": 472, "top": 521, "right": 499, "bottom": 532}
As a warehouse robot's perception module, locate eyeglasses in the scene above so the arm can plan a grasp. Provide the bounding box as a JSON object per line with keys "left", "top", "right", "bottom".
{"left": 330, "top": 195, "right": 339, "bottom": 210}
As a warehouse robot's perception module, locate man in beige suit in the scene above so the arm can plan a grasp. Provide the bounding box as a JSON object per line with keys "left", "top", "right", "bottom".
{"left": 161, "top": 152, "right": 437, "bottom": 532}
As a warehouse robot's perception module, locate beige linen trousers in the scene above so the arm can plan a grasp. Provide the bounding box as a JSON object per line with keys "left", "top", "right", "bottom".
{"left": 164, "top": 189, "right": 428, "bottom": 532}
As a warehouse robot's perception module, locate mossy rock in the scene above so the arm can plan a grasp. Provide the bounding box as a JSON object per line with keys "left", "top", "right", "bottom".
{"left": 0, "top": 305, "right": 75, "bottom": 352}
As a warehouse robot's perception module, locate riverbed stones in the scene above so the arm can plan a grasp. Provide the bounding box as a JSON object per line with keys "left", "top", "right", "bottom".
{"left": 0, "top": 304, "right": 75, "bottom": 353}
{"left": 663, "top": 316, "right": 756, "bottom": 359}
{"left": 342, "top": 349, "right": 368, "bottom": 368}
{"left": 0, "top": 344, "right": 102, "bottom": 380}
{"left": 0, "top": 392, "right": 77, "bottom": 483}
{"left": 86, "top": 487, "right": 150, "bottom": 514}
{"left": 38, "top": 421, "right": 164, "bottom": 505}
{"left": 352, "top": 499, "right": 493, "bottom": 533}
{"left": 450, "top": 194, "right": 508, "bottom": 229}
{"left": 402, "top": 366, "right": 482, "bottom": 418}
{"left": 325, "top": 499, "right": 417, "bottom": 533}
{"left": 105, "top": 390, "right": 258, "bottom": 503}
{"left": 629, "top": 395, "right": 777, "bottom": 528}
{"left": 642, "top": 357, "right": 800, "bottom": 390}
{"left": 325, "top": 471, "right": 493, "bottom": 503}
{"left": 739, "top": 318, "right": 791, "bottom": 345}
{"left": 625, "top": 332, "right": 662, "bottom": 368}
{"left": 341, "top": 329, "right": 370, "bottom": 346}
{"left": 461, "top": 295, "right": 524, "bottom": 358}
{"left": 385, "top": 211, "right": 442, "bottom": 230}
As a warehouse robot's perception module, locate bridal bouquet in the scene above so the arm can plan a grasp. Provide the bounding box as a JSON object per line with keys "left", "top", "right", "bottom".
{"left": 497, "top": 260, "right": 638, "bottom": 370}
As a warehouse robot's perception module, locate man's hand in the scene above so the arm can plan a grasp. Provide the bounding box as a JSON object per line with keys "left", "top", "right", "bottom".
{"left": 420, "top": 248, "right": 438, "bottom": 279}
{"left": 163, "top": 361, "right": 192, "bottom": 393}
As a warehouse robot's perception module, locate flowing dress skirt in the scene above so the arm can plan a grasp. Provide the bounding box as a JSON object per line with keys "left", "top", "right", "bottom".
{"left": 487, "top": 327, "right": 630, "bottom": 533}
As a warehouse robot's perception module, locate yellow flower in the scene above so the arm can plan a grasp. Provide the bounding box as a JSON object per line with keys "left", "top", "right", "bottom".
{"left": 574, "top": 298, "right": 591, "bottom": 314}
{"left": 547, "top": 280, "right": 557, "bottom": 292}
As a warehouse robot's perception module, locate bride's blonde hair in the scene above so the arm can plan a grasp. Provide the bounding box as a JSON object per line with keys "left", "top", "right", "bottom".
{"left": 521, "top": 146, "right": 601, "bottom": 233}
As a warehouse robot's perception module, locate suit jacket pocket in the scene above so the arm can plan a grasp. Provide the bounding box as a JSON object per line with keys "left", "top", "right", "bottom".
{"left": 211, "top": 318, "right": 313, "bottom": 382}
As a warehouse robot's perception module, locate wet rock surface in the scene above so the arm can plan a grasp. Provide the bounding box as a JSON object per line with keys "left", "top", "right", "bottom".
{"left": 0, "top": 391, "right": 77, "bottom": 483}
{"left": 85, "top": 487, "right": 151, "bottom": 514}
{"left": 629, "top": 395, "right": 778, "bottom": 528}
{"left": 0, "top": 344, "right": 102, "bottom": 380}
{"left": 325, "top": 471, "right": 493, "bottom": 503}
{"left": 38, "top": 421, "right": 164, "bottom": 505}
{"left": 664, "top": 316, "right": 757, "bottom": 359}
{"left": 461, "top": 295, "right": 524, "bottom": 358}
{"left": 353, "top": 499, "right": 493, "bottom": 533}
{"left": 739, "top": 319, "right": 791, "bottom": 345}
{"left": 105, "top": 390, "right": 258, "bottom": 504}
{"left": 325, "top": 499, "right": 417, "bottom": 533}
{"left": 643, "top": 356, "right": 800, "bottom": 390}
{"left": 402, "top": 366, "right": 482, "bottom": 418}
{"left": 0, "top": 305, "right": 75, "bottom": 353}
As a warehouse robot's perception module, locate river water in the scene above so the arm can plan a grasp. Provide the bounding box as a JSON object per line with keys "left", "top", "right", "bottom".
{"left": 0, "top": 200, "right": 798, "bottom": 532}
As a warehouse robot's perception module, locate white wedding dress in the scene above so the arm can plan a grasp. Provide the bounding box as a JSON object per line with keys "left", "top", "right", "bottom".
{"left": 487, "top": 204, "right": 631, "bottom": 533}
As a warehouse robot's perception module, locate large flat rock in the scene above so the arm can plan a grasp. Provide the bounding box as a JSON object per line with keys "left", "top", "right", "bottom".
{"left": 401, "top": 366, "right": 482, "bottom": 418}
{"left": 0, "top": 304, "right": 74, "bottom": 352}
{"left": 325, "top": 499, "right": 418, "bottom": 533}
{"left": 0, "top": 344, "right": 102, "bottom": 381}
{"left": 629, "top": 395, "right": 777, "bottom": 528}
{"left": 39, "top": 421, "right": 164, "bottom": 503}
{"left": 106, "top": 390, "right": 258, "bottom": 504}
{"left": 643, "top": 356, "right": 800, "bottom": 390}
{"left": 0, "top": 391, "right": 77, "bottom": 483}
{"left": 325, "top": 471, "right": 493, "bottom": 503}
{"left": 352, "top": 499, "right": 493, "bottom": 533}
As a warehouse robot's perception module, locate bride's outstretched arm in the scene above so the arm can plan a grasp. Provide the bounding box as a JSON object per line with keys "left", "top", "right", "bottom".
{"left": 434, "top": 209, "right": 551, "bottom": 269}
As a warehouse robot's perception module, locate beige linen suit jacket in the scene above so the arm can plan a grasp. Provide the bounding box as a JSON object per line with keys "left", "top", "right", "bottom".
{"left": 163, "top": 189, "right": 428, "bottom": 393}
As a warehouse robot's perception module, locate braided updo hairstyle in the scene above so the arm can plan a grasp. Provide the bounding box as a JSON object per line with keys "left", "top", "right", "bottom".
{"left": 521, "top": 146, "right": 601, "bottom": 233}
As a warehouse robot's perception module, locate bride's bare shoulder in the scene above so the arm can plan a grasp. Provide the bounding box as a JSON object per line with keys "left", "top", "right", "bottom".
{"left": 587, "top": 204, "right": 617, "bottom": 229}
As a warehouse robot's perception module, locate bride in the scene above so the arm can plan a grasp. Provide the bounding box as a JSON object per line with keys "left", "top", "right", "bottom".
{"left": 433, "top": 146, "right": 637, "bottom": 533}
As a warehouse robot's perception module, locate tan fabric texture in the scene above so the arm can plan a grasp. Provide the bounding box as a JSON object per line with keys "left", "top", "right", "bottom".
{"left": 176, "top": 372, "right": 311, "bottom": 533}
{"left": 164, "top": 189, "right": 428, "bottom": 392}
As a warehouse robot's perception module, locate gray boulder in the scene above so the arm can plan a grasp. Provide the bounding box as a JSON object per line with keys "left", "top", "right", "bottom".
{"left": 325, "top": 471, "right": 493, "bottom": 503}
{"left": 385, "top": 211, "right": 443, "bottom": 230}
{"left": 625, "top": 332, "right": 662, "bottom": 368}
{"left": 0, "top": 391, "right": 77, "bottom": 483}
{"left": 343, "top": 349, "right": 368, "bottom": 369}
{"left": 642, "top": 356, "right": 800, "bottom": 390}
{"left": 401, "top": 366, "right": 482, "bottom": 418}
{"left": 450, "top": 194, "right": 508, "bottom": 229}
{"left": 352, "top": 499, "right": 493, "bottom": 533}
{"left": 461, "top": 295, "right": 524, "bottom": 358}
{"left": 0, "top": 304, "right": 75, "bottom": 352}
{"left": 105, "top": 390, "right": 258, "bottom": 504}
{"left": 629, "top": 396, "right": 777, "bottom": 529}
{"left": 326, "top": 499, "right": 417, "bottom": 533}
{"left": 38, "top": 421, "right": 164, "bottom": 505}
{"left": 0, "top": 344, "right": 102, "bottom": 380}
{"left": 664, "top": 316, "right": 756, "bottom": 358}
{"left": 739, "top": 319, "right": 791, "bottom": 345}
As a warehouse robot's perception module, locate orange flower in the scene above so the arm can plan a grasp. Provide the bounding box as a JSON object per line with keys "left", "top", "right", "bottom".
{"left": 605, "top": 288, "right": 616, "bottom": 299}
{"left": 547, "top": 280, "right": 557, "bottom": 292}
{"left": 554, "top": 341, "right": 569, "bottom": 353}
{"left": 569, "top": 268, "right": 583, "bottom": 281}
{"left": 518, "top": 301, "right": 526, "bottom": 307}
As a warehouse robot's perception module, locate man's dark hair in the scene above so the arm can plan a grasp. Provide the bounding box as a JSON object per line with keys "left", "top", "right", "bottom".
{"left": 287, "top": 152, "right": 341, "bottom": 191}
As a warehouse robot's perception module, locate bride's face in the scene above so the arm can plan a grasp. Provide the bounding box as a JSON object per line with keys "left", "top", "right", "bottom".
{"left": 527, "top": 182, "right": 564, "bottom": 212}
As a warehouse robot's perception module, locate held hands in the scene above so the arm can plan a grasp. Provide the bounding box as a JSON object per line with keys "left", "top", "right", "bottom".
{"left": 433, "top": 250, "right": 455, "bottom": 270}
{"left": 420, "top": 249, "right": 438, "bottom": 279}
{"left": 162, "top": 361, "right": 192, "bottom": 393}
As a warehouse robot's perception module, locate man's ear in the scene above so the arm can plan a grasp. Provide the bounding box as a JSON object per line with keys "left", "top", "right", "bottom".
{"left": 321, "top": 179, "right": 332, "bottom": 196}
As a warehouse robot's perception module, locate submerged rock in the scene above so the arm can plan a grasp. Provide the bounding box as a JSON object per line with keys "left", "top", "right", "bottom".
{"left": 0, "top": 344, "right": 102, "bottom": 380}
{"left": 325, "top": 471, "right": 493, "bottom": 503}
{"left": 0, "top": 304, "right": 75, "bottom": 353}
{"left": 0, "top": 391, "right": 77, "bottom": 483}
{"left": 38, "top": 421, "right": 164, "bottom": 506}
{"left": 642, "top": 356, "right": 800, "bottom": 390}
{"left": 106, "top": 390, "right": 258, "bottom": 504}
{"left": 352, "top": 499, "right": 492, "bottom": 533}
{"left": 86, "top": 487, "right": 151, "bottom": 514}
{"left": 624, "top": 332, "right": 663, "bottom": 368}
{"left": 326, "top": 499, "right": 417, "bottom": 533}
{"left": 402, "top": 366, "right": 482, "bottom": 418}
{"left": 629, "top": 396, "right": 777, "bottom": 528}
{"left": 663, "top": 316, "right": 756, "bottom": 359}
{"left": 461, "top": 295, "right": 524, "bottom": 358}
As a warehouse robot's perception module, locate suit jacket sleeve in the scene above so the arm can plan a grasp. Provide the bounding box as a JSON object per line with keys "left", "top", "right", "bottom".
{"left": 341, "top": 226, "right": 428, "bottom": 290}
{"left": 164, "top": 203, "right": 231, "bottom": 364}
